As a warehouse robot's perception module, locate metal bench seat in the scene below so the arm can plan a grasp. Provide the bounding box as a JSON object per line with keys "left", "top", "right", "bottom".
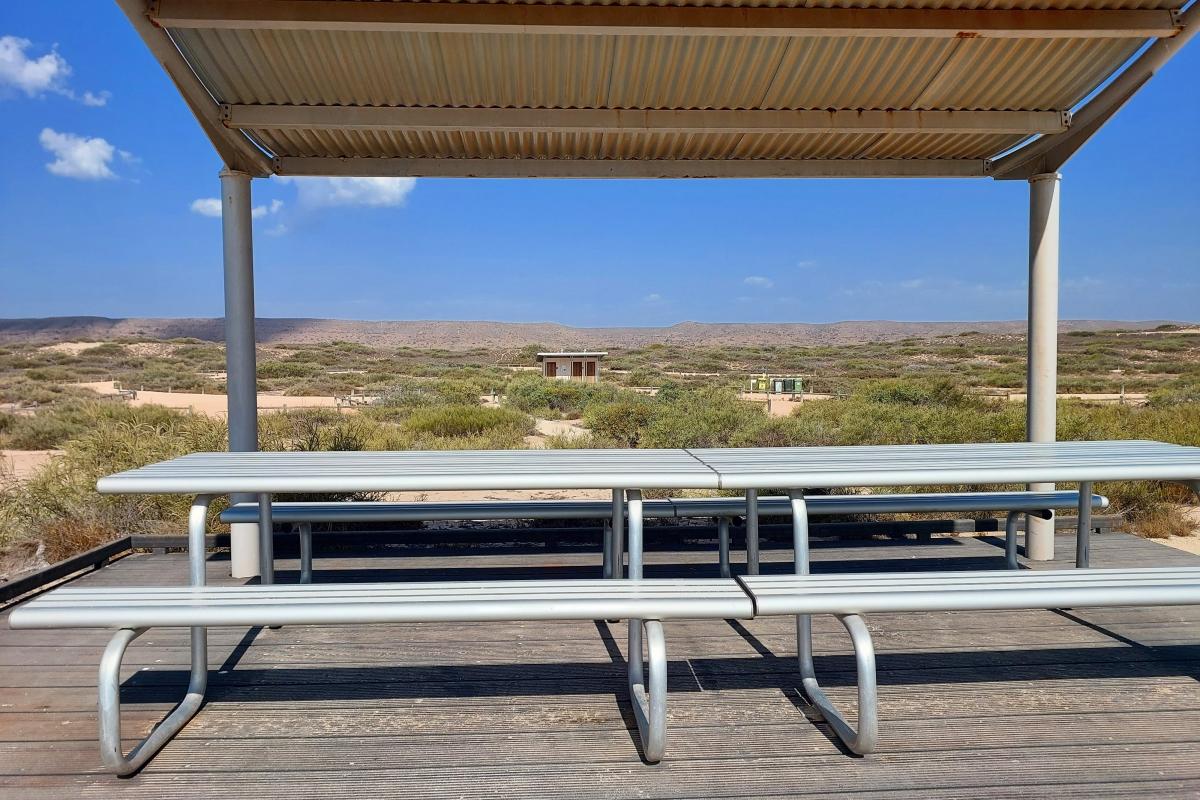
{"left": 221, "top": 490, "right": 1107, "bottom": 582}
{"left": 737, "top": 567, "right": 1200, "bottom": 756}
{"left": 10, "top": 578, "right": 753, "bottom": 628}
{"left": 9, "top": 578, "right": 751, "bottom": 775}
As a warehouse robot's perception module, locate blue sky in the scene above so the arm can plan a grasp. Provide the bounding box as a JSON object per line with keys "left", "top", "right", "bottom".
{"left": 1, "top": 3, "right": 1197, "bottom": 327}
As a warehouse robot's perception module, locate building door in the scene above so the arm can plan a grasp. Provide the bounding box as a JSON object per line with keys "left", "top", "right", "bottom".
{"left": 586, "top": 361, "right": 597, "bottom": 380}
{"left": 572, "top": 361, "right": 584, "bottom": 379}
{"left": 544, "top": 361, "right": 555, "bottom": 378}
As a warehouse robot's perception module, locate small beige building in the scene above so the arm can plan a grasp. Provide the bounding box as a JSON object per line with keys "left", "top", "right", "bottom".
{"left": 537, "top": 351, "right": 606, "bottom": 383}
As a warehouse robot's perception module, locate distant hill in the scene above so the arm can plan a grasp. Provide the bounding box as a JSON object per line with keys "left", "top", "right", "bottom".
{"left": 0, "top": 316, "right": 1187, "bottom": 349}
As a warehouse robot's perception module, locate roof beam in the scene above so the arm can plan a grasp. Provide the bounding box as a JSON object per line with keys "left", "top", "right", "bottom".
{"left": 274, "top": 156, "right": 988, "bottom": 179}
{"left": 153, "top": 0, "right": 1182, "bottom": 39}
{"left": 991, "top": 2, "right": 1198, "bottom": 179}
{"left": 116, "top": 0, "right": 272, "bottom": 175}
{"left": 226, "top": 106, "right": 1068, "bottom": 135}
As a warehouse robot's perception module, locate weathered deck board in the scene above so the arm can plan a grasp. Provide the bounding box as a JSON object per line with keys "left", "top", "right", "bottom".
{"left": 2, "top": 531, "right": 1199, "bottom": 799}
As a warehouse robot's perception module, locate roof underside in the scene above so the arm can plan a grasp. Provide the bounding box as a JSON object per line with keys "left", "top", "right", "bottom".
{"left": 127, "top": 0, "right": 1192, "bottom": 177}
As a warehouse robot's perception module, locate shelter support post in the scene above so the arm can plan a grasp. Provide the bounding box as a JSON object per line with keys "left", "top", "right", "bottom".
{"left": 1026, "top": 172, "right": 1061, "bottom": 561}
{"left": 221, "top": 168, "right": 260, "bottom": 578}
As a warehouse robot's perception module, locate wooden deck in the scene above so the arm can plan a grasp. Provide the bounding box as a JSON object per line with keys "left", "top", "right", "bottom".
{"left": 3, "top": 532, "right": 1200, "bottom": 799}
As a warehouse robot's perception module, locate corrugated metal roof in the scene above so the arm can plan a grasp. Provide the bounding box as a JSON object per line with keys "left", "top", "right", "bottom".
{"left": 156, "top": 0, "right": 1187, "bottom": 173}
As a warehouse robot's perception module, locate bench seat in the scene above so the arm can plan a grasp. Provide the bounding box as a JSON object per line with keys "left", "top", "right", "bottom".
{"left": 739, "top": 566, "right": 1200, "bottom": 615}
{"left": 221, "top": 490, "right": 1108, "bottom": 582}
{"left": 9, "top": 577, "right": 750, "bottom": 775}
{"left": 737, "top": 567, "right": 1200, "bottom": 756}
{"left": 9, "top": 578, "right": 753, "bottom": 629}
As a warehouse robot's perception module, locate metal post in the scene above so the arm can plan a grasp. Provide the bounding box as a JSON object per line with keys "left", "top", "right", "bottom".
{"left": 610, "top": 488, "right": 625, "bottom": 579}
{"left": 221, "top": 168, "right": 260, "bottom": 578}
{"left": 258, "top": 492, "right": 274, "bottom": 585}
{"left": 717, "top": 517, "right": 731, "bottom": 578}
{"left": 626, "top": 489, "right": 645, "bottom": 689}
{"left": 746, "top": 489, "right": 760, "bottom": 575}
{"left": 1026, "top": 172, "right": 1061, "bottom": 561}
{"left": 1076, "top": 481, "right": 1092, "bottom": 568}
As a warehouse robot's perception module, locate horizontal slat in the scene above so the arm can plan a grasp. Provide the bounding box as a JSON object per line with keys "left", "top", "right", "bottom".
{"left": 740, "top": 568, "right": 1200, "bottom": 615}
{"left": 226, "top": 106, "right": 1069, "bottom": 136}
{"left": 274, "top": 156, "right": 989, "bottom": 180}
{"left": 154, "top": 1, "right": 1183, "bottom": 39}
{"left": 8, "top": 579, "right": 753, "bottom": 629}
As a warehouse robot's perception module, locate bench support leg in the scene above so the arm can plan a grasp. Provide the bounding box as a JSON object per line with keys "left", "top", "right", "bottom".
{"left": 1005, "top": 511, "right": 1021, "bottom": 569}
{"left": 1006, "top": 509, "right": 1054, "bottom": 570}
{"left": 627, "top": 619, "right": 667, "bottom": 763}
{"left": 1076, "top": 481, "right": 1092, "bottom": 568}
{"left": 297, "top": 522, "right": 313, "bottom": 584}
{"left": 745, "top": 489, "right": 760, "bottom": 575}
{"left": 99, "top": 626, "right": 208, "bottom": 776}
{"left": 797, "top": 613, "right": 879, "bottom": 756}
{"left": 787, "top": 488, "right": 878, "bottom": 754}
{"left": 717, "top": 517, "right": 731, "bottom": 578}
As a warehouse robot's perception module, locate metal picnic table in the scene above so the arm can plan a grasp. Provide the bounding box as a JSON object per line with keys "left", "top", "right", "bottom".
{"left": 97, "top": 440, "right": 1200, "bottom": 587}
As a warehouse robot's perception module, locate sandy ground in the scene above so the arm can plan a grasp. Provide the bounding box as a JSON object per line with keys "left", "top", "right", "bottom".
{"left": 1, "top": 449, "right": 62, "bottom": 481}
{"left": 525, "top": 417, "right": 590, "bottom": 448}
{"left": 740, "top": 392, "right": 835, "bottom": 417}
{"left": 75, "top": 381, "right": 348, "bottom": 417}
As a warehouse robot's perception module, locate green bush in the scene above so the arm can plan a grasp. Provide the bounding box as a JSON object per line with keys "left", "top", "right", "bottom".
{"left": 377, "top": 378, "right": 482, "bottom": 408}
{"left": 640, "top": 388, "right": 766, "bottom": 449}
{"left": 503, "top": 374, "right": 620, "bottom": 418}
{"left": 583, "top": 398, "right": 656, "bottom": 447}
{"left": 404, "top": 405, "right": 534, "bottom": 438}
{"left": 856, "top": 378, "right": 975, "bottom": 407}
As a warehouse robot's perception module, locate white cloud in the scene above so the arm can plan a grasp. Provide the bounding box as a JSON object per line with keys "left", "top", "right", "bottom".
{"left": 0, "top": 36, "right": 109, "bottom": 105}
{"left": 643, "top": 293, "right": 664, "bottom": 303}
{"left": 796, "top": 260, "right": 817, "bottom": 269}
{"left": 39, "top": 128, "right": 125, "bottom": 180}
{"left": 190, "top": 198, "right": 221, "bottom": 217}
{"left": 277, "top": 176, "right": 416, "bottom": 208}
{"left": 191, "top": 197, "right": 285, "bottom": 220}
{"left": 80, "top": 90, "right": 110, "bottom": 107}
{"left": 744, "top": 276, "right": 774, "bottom": 289}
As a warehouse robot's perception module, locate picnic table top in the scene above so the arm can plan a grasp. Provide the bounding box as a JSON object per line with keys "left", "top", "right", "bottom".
{"left": 95, "top": 440, "right": 1200, "bottom": 495}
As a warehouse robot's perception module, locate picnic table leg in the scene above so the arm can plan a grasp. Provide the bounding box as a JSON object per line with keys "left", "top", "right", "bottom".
{"left": 1006, "top": 509, "right": 1052, "bottom": 570}
{"left": 611, "top": 488, "right": 625, "bottom": 580}
{"left": 297, "top": 522, "right": 313, "bottom": 584}
{"left": 1076, "top": 481, "right": 1092, "bottom": 568}
{"left": 746, "top": 489, "right": 760, "bottom": 575}
{"left": 786, "top": 488, "right": 880, "bottom": 754}
{"left": 258, "top": 492, "right": 275, "bottom": 585}
{"left": 627, "top": 619, "right": 667, "bottom": 763}
{"left": 626, "top": 490, "right": 645, "bottom": 677}
{"left": 603, "top": 519, "right": 613, "bottom": 579}
{"left": 622, "top": 489, "right": 665, "bottom": 761}
{"left": 97, "top": 494, "right": 213, "bottom": 775}
{"left": 99, "top": 626, "right": 208, "bottom": 776}
{"left": 717, "top": 517, "right": 731, "bottom": 578}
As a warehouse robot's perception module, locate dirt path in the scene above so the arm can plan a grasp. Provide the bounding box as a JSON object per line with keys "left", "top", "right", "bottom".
{"left": 1, "top": 450, "right": 62, "bottom": 481}
{"left": 74, "top": 381, "right": 350, "bottom": 417}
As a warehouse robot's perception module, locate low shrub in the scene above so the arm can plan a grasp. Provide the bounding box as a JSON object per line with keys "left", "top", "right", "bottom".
{"left": 404, "top": 405, "right": 534, "bottom": 438}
